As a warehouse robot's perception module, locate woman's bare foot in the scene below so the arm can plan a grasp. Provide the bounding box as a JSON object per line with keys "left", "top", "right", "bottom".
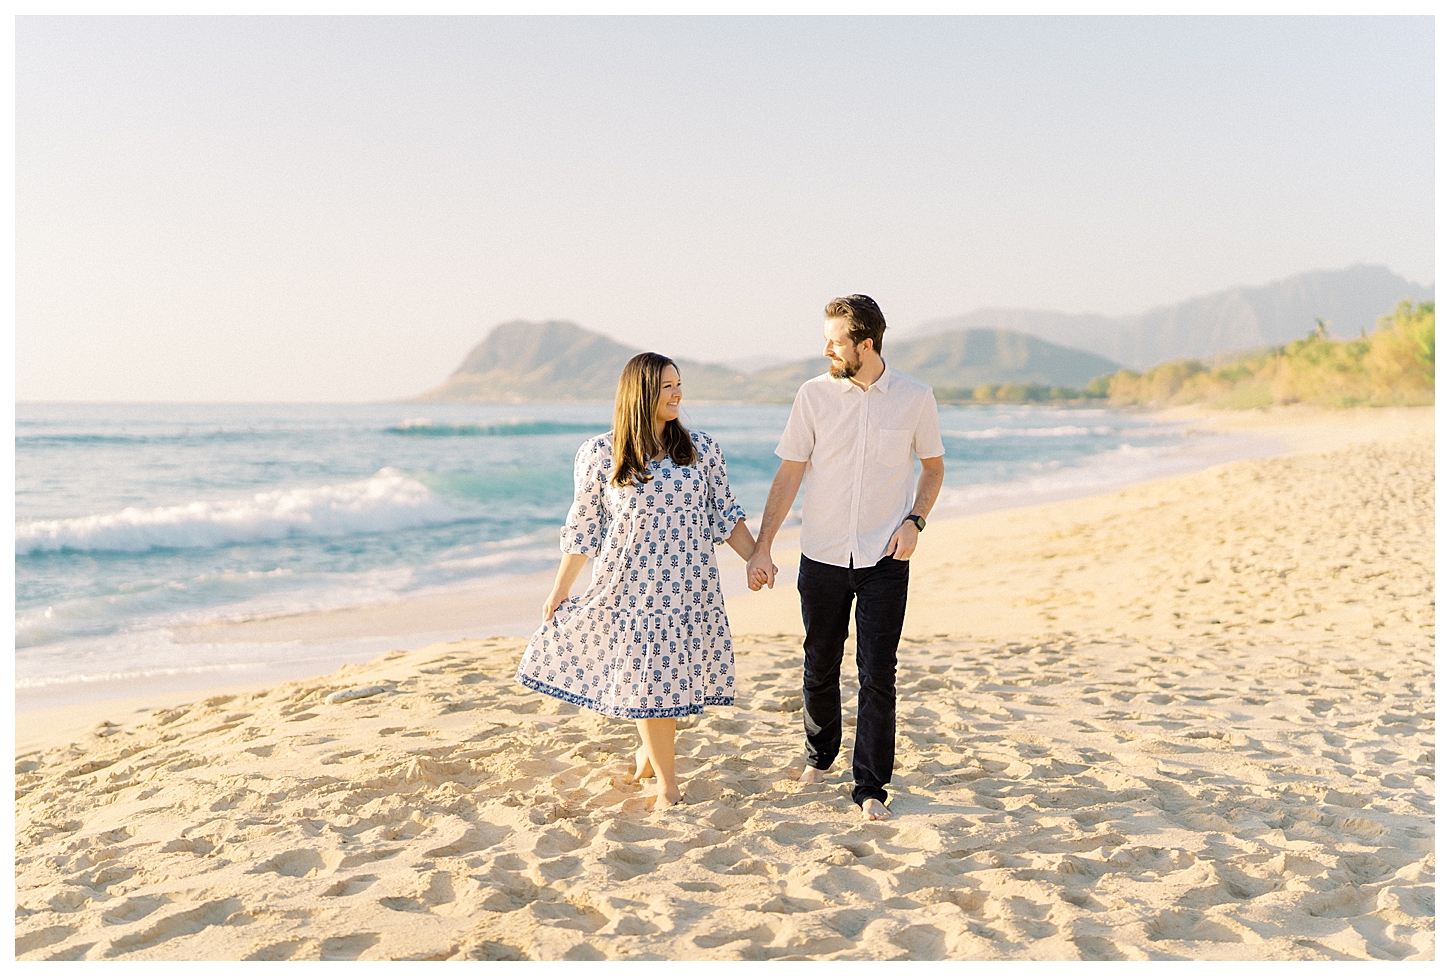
{"left": 652, "top": 785, "right": 682, "bottom": 812}
{"left": 799, "top": 765, "right": 828, "bottom": 784}
{"left": 861, "top": 798, "right": 891, "bottom": 821}
{"left": 627, "top": 745, "right": 654, "bottom": 784}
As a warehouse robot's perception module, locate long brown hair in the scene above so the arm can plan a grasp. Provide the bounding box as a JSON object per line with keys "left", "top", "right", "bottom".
{"left": 611, "top": 352, "right": 698, "bottom": 487}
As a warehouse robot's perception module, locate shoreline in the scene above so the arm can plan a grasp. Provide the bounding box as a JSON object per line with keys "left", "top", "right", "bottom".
{"left": 8, "top": 400, "right": 1292, "bottom": 709}
{"left": 15, "top": 405, "right": 1429, "bottom": 731}
{"left": 14, "top": 406, "right": 1433, "bottom": 960}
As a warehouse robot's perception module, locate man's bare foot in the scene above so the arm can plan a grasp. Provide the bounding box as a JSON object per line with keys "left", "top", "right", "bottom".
{"left": 627, "top": 745, "right": 654, "bottom": 784}
{"left": 861, "top": 798, "right": 891, "bottom": 821}
{"left": 799, "top": 765, "right": 828, "bottom": 784}
{"left": 652, "top": 786, "right": 682, "bottom": 812}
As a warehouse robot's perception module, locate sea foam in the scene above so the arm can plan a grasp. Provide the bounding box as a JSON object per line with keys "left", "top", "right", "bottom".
{"left": 15, "top": 468, "right": 472, "bottom": 554}
{"left": 389, "top": 418, "right": 603, "bottom": 437}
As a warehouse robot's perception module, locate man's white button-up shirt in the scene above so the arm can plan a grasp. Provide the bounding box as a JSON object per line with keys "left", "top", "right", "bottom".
{"left": 775, "top": 365, "right": 945, "bottom": 569}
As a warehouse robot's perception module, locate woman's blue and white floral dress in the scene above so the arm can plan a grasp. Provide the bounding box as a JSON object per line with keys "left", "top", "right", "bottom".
{"left": 516, "top": 430, "right": 746, "bottom": 719}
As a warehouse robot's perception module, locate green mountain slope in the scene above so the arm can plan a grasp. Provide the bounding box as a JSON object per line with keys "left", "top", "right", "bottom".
{"left": 415, "top": 320, "right": 750, "bottom": 402}
{"left": 414, "top": 321, "right": 1121, "bottom": 402}
{"left": 884, "top": 329, "right": 1119, "bottom": 388}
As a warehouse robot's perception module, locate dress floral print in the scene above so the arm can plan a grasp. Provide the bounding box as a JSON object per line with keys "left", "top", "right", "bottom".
{"left": 516, "top": 430, "right": 746, "bottom": 719}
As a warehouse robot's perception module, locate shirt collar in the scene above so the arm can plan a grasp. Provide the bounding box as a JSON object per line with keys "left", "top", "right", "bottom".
{"left": 836, "top": 361, "right": 891, "bottom": 393}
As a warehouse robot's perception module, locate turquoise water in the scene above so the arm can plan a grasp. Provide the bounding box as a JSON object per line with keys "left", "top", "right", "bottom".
{"left": 15, "top": 401, "right": 1250, "bottom": 691}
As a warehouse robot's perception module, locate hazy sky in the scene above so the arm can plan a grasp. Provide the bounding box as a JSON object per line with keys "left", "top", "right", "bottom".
{"left": 16, "top": 16, "right": 1434, "bottom": 402}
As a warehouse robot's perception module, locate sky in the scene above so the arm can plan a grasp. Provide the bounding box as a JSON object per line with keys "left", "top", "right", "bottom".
{"left": 15, "top": 15, "right": 1435, "bottom": 402}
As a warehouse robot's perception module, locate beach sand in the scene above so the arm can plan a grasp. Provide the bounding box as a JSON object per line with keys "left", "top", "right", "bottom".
{"left": 14, "top": 407, "right": 1433, "bottom": 960}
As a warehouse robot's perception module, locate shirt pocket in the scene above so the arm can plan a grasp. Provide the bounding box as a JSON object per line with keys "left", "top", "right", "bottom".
{"left": 870, "top": 427, "right": 914, "bottom": 468}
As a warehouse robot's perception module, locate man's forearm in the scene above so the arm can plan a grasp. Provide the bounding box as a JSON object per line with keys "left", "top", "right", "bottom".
{"left": 911, "top": 460, "right": 945, "bottom": 519}
{"left": 756, "top": 462, "right": 806, "bottom": 549}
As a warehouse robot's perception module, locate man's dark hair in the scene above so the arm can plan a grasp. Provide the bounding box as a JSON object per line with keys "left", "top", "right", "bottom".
{"left": 825, "top": 294, "right": 887, "bottom": 353}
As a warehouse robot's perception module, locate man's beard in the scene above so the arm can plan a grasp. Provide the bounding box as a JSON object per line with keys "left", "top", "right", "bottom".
{"left": 828, "top": 355, "right": 859, "bottom": 379}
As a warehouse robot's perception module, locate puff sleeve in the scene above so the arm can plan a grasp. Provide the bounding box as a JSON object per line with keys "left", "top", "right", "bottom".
{"left": 699, "top": 433, "right": 746, "bottom": 545}
{"left": 560, "top": 436, "right": 609, "bottom": 555}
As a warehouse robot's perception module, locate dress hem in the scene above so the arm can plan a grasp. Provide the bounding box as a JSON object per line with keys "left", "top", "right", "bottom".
{"left": 516, "top": 672, "right": 734, "bottom": 719}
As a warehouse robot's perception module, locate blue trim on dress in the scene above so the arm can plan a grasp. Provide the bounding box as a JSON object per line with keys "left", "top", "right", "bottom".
{"left": 516, "top": 671, "right": 735, "bottom": 719}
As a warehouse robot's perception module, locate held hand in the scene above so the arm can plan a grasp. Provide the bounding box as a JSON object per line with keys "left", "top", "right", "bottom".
{"left": 746, "top": 548, "right": 778, "bottom": 590}
{"left": 885, "top": 521, "right": 919, "bottom": 560}
{"left": 748, "top": 561, "right": 778, "bottom": 590}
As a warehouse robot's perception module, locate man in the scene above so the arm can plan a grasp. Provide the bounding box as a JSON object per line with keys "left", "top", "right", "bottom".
{"left": 747, "top": 295, "right": 945, "bottom": 821}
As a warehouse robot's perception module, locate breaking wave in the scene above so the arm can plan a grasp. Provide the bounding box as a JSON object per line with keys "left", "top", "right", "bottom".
{"left": 16, "top": 468, "right": 475, "bottom": 555}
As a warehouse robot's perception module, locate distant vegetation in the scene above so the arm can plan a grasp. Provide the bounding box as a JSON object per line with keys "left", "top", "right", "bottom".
{"left": 1092, "top": 301, "right": 1434, "bottom": 409}
{"left": 934, "top": 383, "right": 1106, "bottom": 405}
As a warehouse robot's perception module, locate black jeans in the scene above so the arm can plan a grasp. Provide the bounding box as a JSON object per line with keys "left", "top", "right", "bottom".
{"left": 797, "top": 553, "right": 910, "bottom": 806}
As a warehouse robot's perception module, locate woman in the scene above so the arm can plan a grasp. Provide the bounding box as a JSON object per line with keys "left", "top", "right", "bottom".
{"left": 516, "top": 352, "right": 764, "bottom": 811}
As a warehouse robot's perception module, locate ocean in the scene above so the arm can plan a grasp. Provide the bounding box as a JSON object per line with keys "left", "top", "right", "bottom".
{"left": 14, "top": 400, "right": 1273, "bottom": 701}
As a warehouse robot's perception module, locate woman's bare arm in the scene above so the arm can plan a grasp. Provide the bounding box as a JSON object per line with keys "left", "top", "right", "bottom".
{"left": 723, "top": 517, "right": 757, "bottom": 562}
{"left": 542, "top": 552, "right": 590, "bottom": 621}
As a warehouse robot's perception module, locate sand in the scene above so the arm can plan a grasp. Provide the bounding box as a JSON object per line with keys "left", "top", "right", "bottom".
{"left": 13, "top": 407, "right": 1434, "bottom": 960}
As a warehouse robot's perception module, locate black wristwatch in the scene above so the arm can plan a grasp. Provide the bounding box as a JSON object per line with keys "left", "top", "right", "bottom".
{"left": 903, "top": 514, "right": 926, "bottom": 532}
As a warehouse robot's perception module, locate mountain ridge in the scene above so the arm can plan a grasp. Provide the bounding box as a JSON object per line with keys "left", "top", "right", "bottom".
{"left": 908, "top": 264, "right": 1433, "bottom": 370}
{"left": 418, "top": 320, "right": 749, "bottom": 402}
{"left": 413, "top": 265, "right": 1432, "bottom": 402}
{"left": 415, "top": 322, "right": 1118, "bottom": 402}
